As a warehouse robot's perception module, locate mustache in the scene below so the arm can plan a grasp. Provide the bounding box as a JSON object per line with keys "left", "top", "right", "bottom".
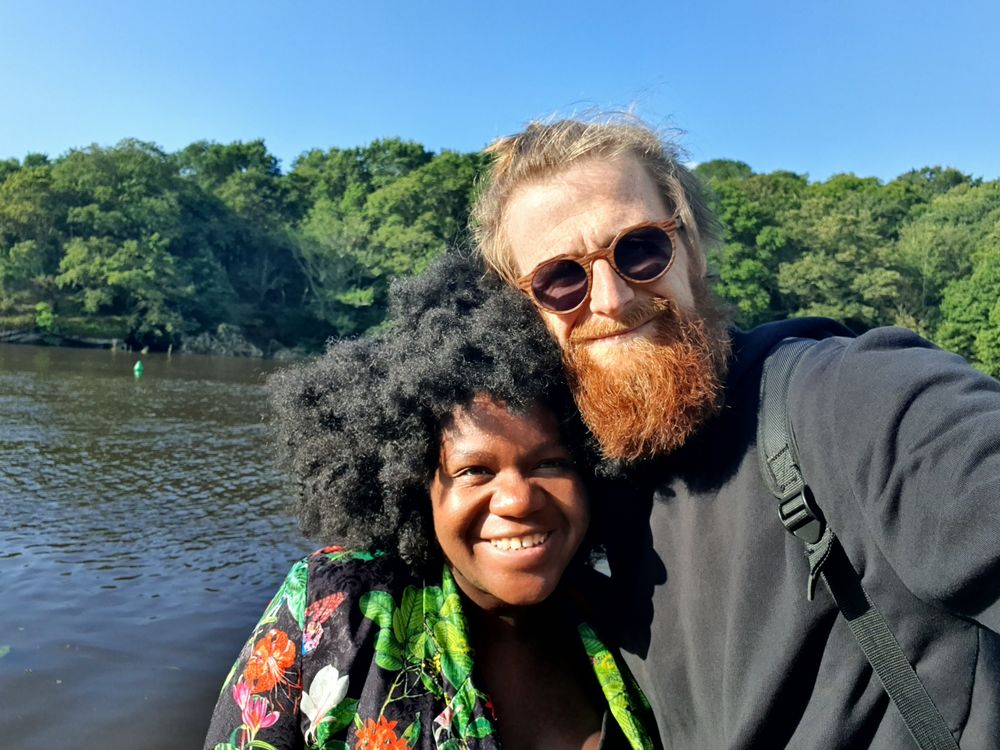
{"left": 569, "top": 297, "right": 676, "bottom": 342}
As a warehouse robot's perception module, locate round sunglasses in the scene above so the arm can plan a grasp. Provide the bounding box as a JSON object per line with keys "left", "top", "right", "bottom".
{"left": 516, "top": 217, "right": 683, "bottom": 314}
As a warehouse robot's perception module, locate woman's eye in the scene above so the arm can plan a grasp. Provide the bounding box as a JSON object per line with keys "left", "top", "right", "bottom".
{"left": 454, "top": 466, "right": 491, "bottom": 478}
{"left": 536, "top": 457, "right": 576, "bottom": 473}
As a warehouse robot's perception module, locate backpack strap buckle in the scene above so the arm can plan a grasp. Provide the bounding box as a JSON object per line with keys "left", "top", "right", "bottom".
{"left": 777, "top": 486, "right": 825, "bottom": 545}
{"left": 777, "top": 486, "right": 831, "bottom": 600}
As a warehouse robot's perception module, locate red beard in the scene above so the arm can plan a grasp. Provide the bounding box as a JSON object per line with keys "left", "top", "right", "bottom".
{"left": 562, "top": 292, "right": 731, "bottom": 462}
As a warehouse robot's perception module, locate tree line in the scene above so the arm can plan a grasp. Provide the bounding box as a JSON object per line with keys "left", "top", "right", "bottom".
{"left": 698, "top": 160, "right": 1000, "bottom": 375}
{"left": 0, "top": 139, "right": 997, "bottom": 374}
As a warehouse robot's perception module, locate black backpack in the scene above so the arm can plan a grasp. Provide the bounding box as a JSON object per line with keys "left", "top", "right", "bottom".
{"left": 757, "top": 338, "right": 960, "bottom": 750}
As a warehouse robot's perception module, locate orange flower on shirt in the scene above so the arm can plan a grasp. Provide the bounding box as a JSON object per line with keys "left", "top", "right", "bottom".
{"left": 355, "top": 716, "right": 410, "bottom": 750}
{"left": 244, "top": 628, "right": 296, "bottom": 693}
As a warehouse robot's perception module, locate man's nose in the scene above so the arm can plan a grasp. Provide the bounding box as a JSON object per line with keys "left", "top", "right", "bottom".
{"left": 489, "top": 474, "right": 542, "bottom": 517}
{"left": 588, "top": 258, "right": 635, "bottom": 317}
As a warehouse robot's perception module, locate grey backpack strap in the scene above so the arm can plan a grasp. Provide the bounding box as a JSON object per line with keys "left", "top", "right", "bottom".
{"left": 757, "top": 338, "right": 959, "bottom": 750}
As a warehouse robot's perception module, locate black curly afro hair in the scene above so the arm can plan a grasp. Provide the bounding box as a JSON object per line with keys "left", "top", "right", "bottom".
{"left": 267, "top": 251, "right": 592, "bottom": 573}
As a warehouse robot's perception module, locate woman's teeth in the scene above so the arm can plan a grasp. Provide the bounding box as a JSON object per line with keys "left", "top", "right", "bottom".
{"left": 490, "top": 532, "right": 550, "bottom": 551}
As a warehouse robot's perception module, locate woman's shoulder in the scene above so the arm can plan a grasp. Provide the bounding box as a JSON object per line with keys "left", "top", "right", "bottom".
{"left": 305, "top": 546, "right": 388, "bottom": 572}
{"left": 300, "top": 547, "right": 421, "bottom": 598}
{"left": 263, "top": 548, "right": 419, "bottom": 647}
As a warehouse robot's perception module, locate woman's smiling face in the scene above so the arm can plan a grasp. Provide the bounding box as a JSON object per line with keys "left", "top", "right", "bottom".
{"left": 430, "top": 397, "right": 590, "bottom": 612}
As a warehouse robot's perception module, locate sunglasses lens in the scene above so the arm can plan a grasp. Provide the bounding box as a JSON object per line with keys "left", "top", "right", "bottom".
{"left": 615, "top": 226, "right": 673, "bottom": 281}
{"left": 532, "top": 259, "right": 589, "bottom": 312}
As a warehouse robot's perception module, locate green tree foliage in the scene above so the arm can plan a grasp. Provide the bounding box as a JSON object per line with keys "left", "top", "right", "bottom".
{"left": 777, "top": 175, "right": 903, "bottom": 331}
{"left": 174, "top": 139, "right": 303, "bottom": 338}
{"left": 889, "top": 182, "right": 999, "bottom": 334}
{"left": 698, "top": 161, "right": 807, "bottom": 325}
{"left": 0, "top": 159, "right": 20, "bottom": 184}
{"left": 47, "top": 141, "right": 237, "bottom": 346}
{"left": 0, "top": 164, "right": 66, "bottom": 305}
{"left": 700, "top": 162, "right": 994, "bottom": 345}
{"left": 936, "top": 225, "right": 1000, "bottom": 375}
{"left": 294, "top": 148, "right": 483, "bottom": 335}
{"left": 34, "top": 301, "right": 55, "bottom": 331}
{"left": 286, "top": 138, "right": 433, "bottom": 221}
{"left": 0, "top": 136, "right": 484, "bottom": 349}
{"left": 694, "top": 159, "right": 753, "bottom": 184}
{"left": 1, "top": 137, "right": 996, "bottom": 360}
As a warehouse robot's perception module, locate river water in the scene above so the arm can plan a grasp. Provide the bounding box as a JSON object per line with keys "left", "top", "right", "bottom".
{"left": 0, "top": 344, "right": 312, "bottom": 749}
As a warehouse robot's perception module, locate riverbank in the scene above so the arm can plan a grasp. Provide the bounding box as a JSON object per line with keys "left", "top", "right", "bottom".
{"left": 0, "top": 327, "right": 129, "bottom": 350}
{"left": 0, "top": 322, "right": 316, "bottom": 359}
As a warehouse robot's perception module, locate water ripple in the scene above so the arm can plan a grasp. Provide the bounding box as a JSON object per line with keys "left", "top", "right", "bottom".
{"left": 0, "top": 345, "right": 312, "bottom": 747}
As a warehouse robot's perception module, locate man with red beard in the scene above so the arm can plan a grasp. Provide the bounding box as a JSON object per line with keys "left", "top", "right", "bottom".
{"left": 471, "top": 117, "right": 1000, "bottom": 749}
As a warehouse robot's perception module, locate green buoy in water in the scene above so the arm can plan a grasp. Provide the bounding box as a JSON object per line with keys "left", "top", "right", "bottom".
{"left": 134, "top": 360, "right": 144, "bottom": 379}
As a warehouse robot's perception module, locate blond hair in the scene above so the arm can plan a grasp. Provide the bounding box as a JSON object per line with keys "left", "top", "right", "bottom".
{"left": 470, "top": 115, "right": 719, "bottom": 284}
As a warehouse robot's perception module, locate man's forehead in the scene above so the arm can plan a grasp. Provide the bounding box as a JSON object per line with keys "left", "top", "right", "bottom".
{"left": 510, "top": 154, "right": 651, "bottom": 205}
{"left": 503, "top": 155, "right": 668, "bottom": 271}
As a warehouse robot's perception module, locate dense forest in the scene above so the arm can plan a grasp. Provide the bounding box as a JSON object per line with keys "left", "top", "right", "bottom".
{"left": 1, "top": 138, "right": 998, "bottom": 375}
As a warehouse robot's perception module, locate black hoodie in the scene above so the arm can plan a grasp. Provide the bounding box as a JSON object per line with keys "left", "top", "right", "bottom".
{"left": 610, "top": 318, "right": 1000, "bottom": 749}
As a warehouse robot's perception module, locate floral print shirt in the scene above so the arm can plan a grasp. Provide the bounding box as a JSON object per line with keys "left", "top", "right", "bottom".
{"left": 203, "top": 547, "right": 658, "bottom": 750}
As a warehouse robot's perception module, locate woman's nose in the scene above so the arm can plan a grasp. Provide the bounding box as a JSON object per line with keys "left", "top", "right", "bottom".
{"left": 588, "top": 258, "right": 635, "bottom": 317}
{"left": 489, "top": 474, "right": 542, "bottom": 517}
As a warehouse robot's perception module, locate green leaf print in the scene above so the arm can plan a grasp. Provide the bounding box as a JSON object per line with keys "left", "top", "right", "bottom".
{"left": 0, "top": 645, "right": 10, "bottom": 659}
{"left": 418, "top": 582, "right": 450, "bottom": 625}
{"left": 219, "top": 659, "right": 239, "bottom": 693}
{"left": 322, "top": 548, "right": 378, "bottom": 563}
{"left": 395, "top": 585, "right": 429, "bottom": 664}
{"left": 438, "top": 591, "right": 462, "bottom": 620}
{"left": 359, "top": 590, "right": 395, "bottom": 629}
{"left": 451, "top": 679, "right": 479, "bottom": 737}
{"left": 578, "top": 622, "right": 654, "bottom": 750}
{"left": 326, "top": 697, "right": 360, "bottom": 735}
{"left": 313, "top": 716, "right": 335, "bottom": 747}
{"left": 579, "top": 624, "right": 604, "bottom": 658}
{"left": 394, "top": 586, "right": 421, "bottom": 642}
{"left": 432, "top": 619, "right": 473, "bottom": 688}
{"left": 260, "top": 558, "right": 309, "bottom": 629}
{"left": 373, "top": 626, "right": 404, "bottom": 671}
{"left": 313, "top": 698, "right": 359, "bottom": 747}
{"left": 419, "top": 668, "right": 443, "bottom": 697}
{"left": 439, "top": 568, "right": 464, "bottom": 619}
{"left": 361, "top": 590, "right": 405, "bottom": 670}
{"left": 401, "top": 715, "right": 421, "bottom": 746}
{"left": 468, "top": 716, "right": 495, "bottom": 739}
{"left": 281, "top": 559, "right": 309, "bottom": 629}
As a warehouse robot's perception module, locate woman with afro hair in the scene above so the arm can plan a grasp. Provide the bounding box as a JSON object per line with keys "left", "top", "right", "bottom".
{"left": 203, "top": 252, "right": 659, "bottom": 750}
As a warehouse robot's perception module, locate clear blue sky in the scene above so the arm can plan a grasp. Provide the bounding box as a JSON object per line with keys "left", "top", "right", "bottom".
{"left": 2, "top": 0, "right": 998, "bottom": 182}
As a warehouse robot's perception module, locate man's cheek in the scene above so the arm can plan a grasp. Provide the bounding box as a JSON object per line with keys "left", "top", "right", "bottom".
{"left": 540, "top": 310, "right": 573, "bottom": 348}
